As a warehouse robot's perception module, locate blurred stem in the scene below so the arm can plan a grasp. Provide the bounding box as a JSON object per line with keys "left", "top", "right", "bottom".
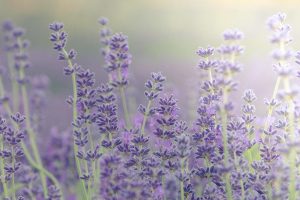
{"left": 0, "top": 127, "right": 8, "bottom": 198}
{"left": 7, "top": 53, "right": 19, "bottom": 112}
{"left": 245, "top": 122, "right": 254, "bottom": 171}
{"left": 180, "top": 158, "right": 185, "bottom": 200}
{"left": 117, "top": 68, "right": 131, "bottom": 129}
{"left": 284, "top": 77, "right": 296, "bottom": 200}
{"left": 262, "top": 76, "right": 281, "bottom": 137}
{"left": 11, "top": 145, "right": 16, "bottom": 200}
{"left": 83, "top": 146, "right": 91, "bottom": 199}
{"left": 220, "top": 54, "right": 234, "bottom": 200}
{"left": 141, "top": 100, "right": 152, "bottom": 135}
{"left": 234, "top": 152, "right": 245, "bottom": 200}
{"left": 62, "top": 49, "right": 88, "bottom": 199}
{"left": 207, "top": 56, "right": 213, "bottom": 83}
{"left": 85, "top": 109, "right": 94, "bottom": 198}
{"left": 0, "top": 183, "right": 24, "bottom": 199}
{"left": 94, "top": 134, "right": 104, "bottom": 195}
{"left": 161, "top": 159, "right": 166, "bottom": 200}
{"left": 221, "top": 103, "right": 233, "bottom": 200}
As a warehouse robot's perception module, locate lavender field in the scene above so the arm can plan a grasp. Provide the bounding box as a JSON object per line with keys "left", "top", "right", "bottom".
{"left": 2, "top": 1, "right": 300, "bottom": 200}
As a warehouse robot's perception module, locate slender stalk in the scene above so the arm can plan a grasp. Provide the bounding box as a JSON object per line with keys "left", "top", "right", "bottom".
{"left": 62, "top": 49, "right": 88, "bottom": 199}
{"left": 220, "top": 53, "right": 235, "bottom": 200}
{"left": 6, "top": 53, "right": 19, "bottom": 112}
{"left": 11, "top": 145, "right": 16, "bottom": 200}
{"left": 234, "top": 151, "right": 245, "bottom": 200}
{"left": 284, "top": 78, "right": 296, "bottom": 200}
{"left": 208, "top": 57, "right": 213, "bottom": 83}
{"left": 0, "top": 183, "right": 24, "bottom": 199}
{"left": 20, "top": 141, "right": 61, "bottom": 190}
{"left": 0, "top": 135, "right": 8, "bottom": 198}
{"left": 245, "top": 121, "right": 254, "bottom": 170}
{"left": 85, "top": 109, "right": 94, "bottom": 198}
{"left": 94, "top": 135, "right": 104, "bottom": 196}
{"left": 262, "top": 76, "right": 282, "bottom": 136}
{"left": 221, "top": 104, "right": 233, "bottom": 200}
{"left": 180, "top": 158, "right": 185, "bottom": 200}
{"left": 117, "top": 68, "right": 131, "bottom": 128}
{"left": 86, "top": 110, "right": 94, "bottom": 150}
{"left": 161, "top": 160, "right": 166, "bottom": 200}
{"left": 141, "top": 100, "right": 152, "bottom": 135}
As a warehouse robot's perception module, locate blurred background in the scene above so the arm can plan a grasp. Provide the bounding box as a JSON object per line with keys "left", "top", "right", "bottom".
{"left": 0, "top": 0, "right": 300, "bottom": 130}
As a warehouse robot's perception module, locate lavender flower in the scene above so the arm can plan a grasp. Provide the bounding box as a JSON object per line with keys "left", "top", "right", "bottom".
{"left": 1, "top": 114, "right": 25, "bottom": 199}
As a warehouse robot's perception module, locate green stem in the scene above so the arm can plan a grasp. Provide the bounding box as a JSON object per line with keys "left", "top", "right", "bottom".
{"left": 284, "top": 78, "right": 296, "bottom": 200}
{"left": 220, "top": 77, "right": 233, "bottom": 200}
{"left": 7, "top": 53, "right": 19, "bottom": 112}
{"left": 11, "top": 145, "right": 16, "bottom": 200}
{"left": 180, "top": 158, "right": 185, "bottom": 200}
{"left": 162, "top": 174, "right": 166, "bottom": 200}
{"left": 94, "top": 135, "right": 104, "bottom": 196}
{"left": 141, "top": 100, "right": 152, "bottom": 135}
{"left": 0, "top": 89, "right": 8, "bottom": 198}
{"left": 117, "top": 68, "right": 131, "bottom": 128}
{"left": 234, "top": 152, "right": 245, "bottom": 200}
{"left": 85, "top": 109, "right": 94, "bottom": 198}
{"left": 262, "top": 76, "right": 281, "bottom": 136}
{"left": 0, "top": 183, "right": 24, "bottom": 199}
{"left": 221, "top": 106, "right": 233, "bottom": 200}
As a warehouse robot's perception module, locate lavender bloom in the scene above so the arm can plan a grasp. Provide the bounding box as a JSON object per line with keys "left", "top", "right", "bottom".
{"left": 11, "top": 26, "right": 31, "bottom": 85}
{"left": 3, "top": 114, "right": 25, "bottom": 176}
{"left": 0, "top": 114, "right": 26, "bottom": 199}
{"left": 46, "top": 185, "right": 61, "bottom": 200}
{"left": 151, "top": 95, "right": 180, "bottom": 198}
{"left": 96, "top": 83, "right": 119, "bottom": 147}
{"left": 98, "top": 17, "right": 112, "bottom": 58}
{"left": 49, "top": 22, "right": 78, "bottom": 76}
{"left": 196, "top": 46, "right": 217, "bottom": 72}
{"left": 30, "top": 75, "right": 49, "bottom": 132}
{"left": 153, "top": 95, "right": 178, "bottom": 140}
{"left": 100, "top": 155, "right": 129, "bottom": 199}
{"left": 106, "top": 33, "right": 131, "bottom": 87}
{"left": 2, "top": 20, "right": 15, "bottom": 52}
{"left": 267, "top": 13, "right": 292, "bottom": 44}
{"left": 42, "top": 128, "right": 74, "bottom": 184}
{"left": 196, "top": 46, "right": 214, "bottom": 58}
{"left": 139, "top": 72, "right": 166, "bottom": 136}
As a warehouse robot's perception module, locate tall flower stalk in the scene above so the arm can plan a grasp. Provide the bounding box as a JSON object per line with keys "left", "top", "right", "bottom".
{"left": 49, "top": 22, "right": 87, "bottom": 198}
{"left": 267, "top": 13, "right": 296, "bottom": 199}
{"left": 216, "top": 29, "right": 244, "bottom": 200}
{"left": 105, "top": 33, "right": 132, "bottom": 128}
{"left": 139, "top": 72, "right": 166, "bottom": 135}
